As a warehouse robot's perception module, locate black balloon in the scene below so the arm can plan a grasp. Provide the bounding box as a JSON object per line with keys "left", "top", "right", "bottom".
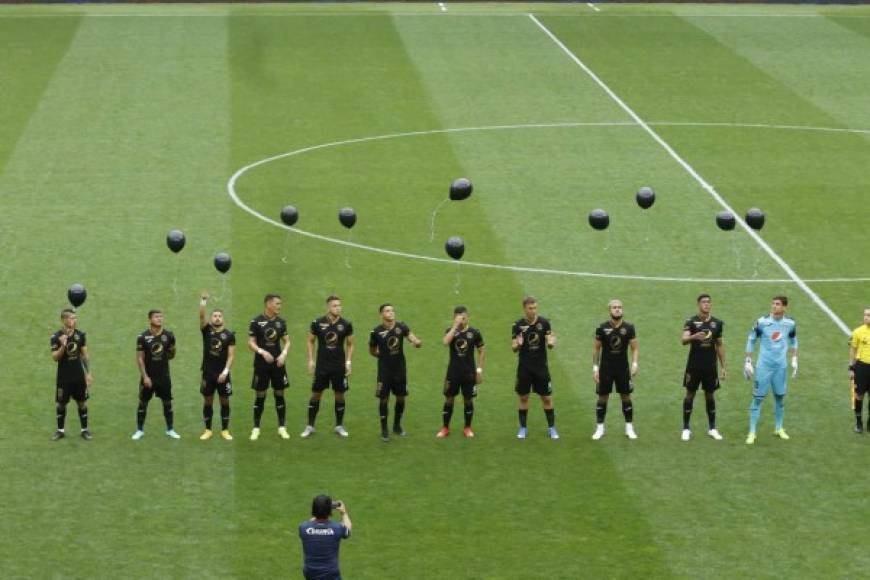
{"left": 280, "top": 205, "right": 299, "bottom": 226}
{"left": 716, "top": 211, "right": 736, "bottom": 231}
{"left": 445, "top": 236, "right": 465, "bottom": 260}
{"left": 588, "top": 209, "right": 610, "bottom": 231}
{"left": 745, "top": 208, "right": 765, "bottom": 230}
{"left": 636, "top": 186, "right": 655, "bottom": 209}
{"left": 166, "top": 229, "right": 186, "bottom": 253}
{"left": 449, "top": 178, "right": 473, "bottom": 201}
{"left": 214, "top": 252, "right": 232, "bottom": 274}
{"left": 339, "top": 207, "right": 357, "bottom": 229}
{"left": 68, "top": 283, "right": 87, "bottom": 308}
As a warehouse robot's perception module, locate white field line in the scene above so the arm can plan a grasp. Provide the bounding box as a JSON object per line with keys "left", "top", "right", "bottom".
{"left": 586, "top": 3, "right": 601, "bottom": 13}
{"left": 529, "top": 13, "right": 852, "bottom": 335}
{"left": 227, "top": 121, "right": 870, "bottom": 287}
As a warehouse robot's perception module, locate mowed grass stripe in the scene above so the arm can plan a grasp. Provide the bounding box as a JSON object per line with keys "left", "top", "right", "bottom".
{"left": 0, "top": 14, "right": 236, "bottom": 577}
{"left": 227, "top": 14, "right": 675, "bottom": 579}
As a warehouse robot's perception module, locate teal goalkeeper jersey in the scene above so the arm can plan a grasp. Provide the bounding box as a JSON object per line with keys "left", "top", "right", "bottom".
{"left": 745, "top": 315, "right": 797, "bottom": 368}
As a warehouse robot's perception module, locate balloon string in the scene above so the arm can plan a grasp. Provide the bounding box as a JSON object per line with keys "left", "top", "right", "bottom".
{"left": 172, "top": 254, "right": 181, "bottom": 301}
{"left": 345, "top": 230, "right": 353, "bottom": 270}
{"left": 281, "top": 231, "right": 291, "bottom": 264}
{"left": 213, "top": 275, "right": 228, "bottom": 302}
{"left": 429, "top": 198, "right": 449, "bottom": 242}
{"left": 453, "top": 263, "right": 462, "bottom": 295}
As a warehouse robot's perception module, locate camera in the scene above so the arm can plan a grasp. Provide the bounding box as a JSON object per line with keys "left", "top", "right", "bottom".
{"left": 331, "top": 501, "right": 341, "bottom": 509}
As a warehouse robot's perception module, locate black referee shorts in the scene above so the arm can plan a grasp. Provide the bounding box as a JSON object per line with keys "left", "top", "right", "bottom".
{"left": 855, "top": 361, "right": 870, "bottom": 396}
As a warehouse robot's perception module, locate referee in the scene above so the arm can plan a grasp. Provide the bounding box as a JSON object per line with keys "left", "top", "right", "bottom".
{"left": 849, "top": 307, "right": 870, "bottom": 433}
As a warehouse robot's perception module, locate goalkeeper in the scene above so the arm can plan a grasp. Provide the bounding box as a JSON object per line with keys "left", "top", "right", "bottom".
{"left": 743, "top": 296, "right": 798, "bottom": 445}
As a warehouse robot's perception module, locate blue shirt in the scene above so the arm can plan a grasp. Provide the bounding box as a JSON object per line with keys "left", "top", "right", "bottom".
{"left": 745, "top": 315, "right": 797, "bottom": 368}
{"left": 299, "top": 519, "right": 350, "bottom": 579}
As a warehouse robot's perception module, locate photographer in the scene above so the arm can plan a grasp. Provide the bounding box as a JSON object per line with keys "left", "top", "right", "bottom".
{"left": 299, "top": 496, "right": 352, "bottom": 580}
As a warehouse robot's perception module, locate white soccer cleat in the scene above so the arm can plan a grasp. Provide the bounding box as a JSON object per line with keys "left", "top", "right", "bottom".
{"left": 708, "top": 429, "right": 723, "bottom": 441}
{"left": 592, "top": 424, "right": 605, "bottom": 440}
{"left": 277, "top": 427, "right": 290, "bottom": 440}
{"left": 334, "top": 425, "right": 349, "bottom": 438}
{"left": 681, "top": 429, "right": 691, "bottom": 442}
{"left": 625, "top": 423, "right": 638, "bottom": 440}
{"left": 131, "top": 430, "right": 145, "bottom": 441}
{"left": 250, "top": 427, "right": 260, "bottom": 441}
{"left": 165, "top": 429, "right": 181, "bottom": 440}
{"left": 300, "top": 425, "right": 315, "bottom": 438}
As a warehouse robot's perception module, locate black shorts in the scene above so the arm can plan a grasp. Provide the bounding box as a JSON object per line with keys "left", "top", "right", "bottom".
{"left": 201, "top": 374, "right": 233, "bottom": 398}
{"left": 56, "top": 381, "right": 88, "bottom": 404}
{"left": 683, "top": 367, "right": 720, "bottom": 393}
{"left": 444, "top": 374, "right": 476, "bottom": 399}
{"left": 597, "top": 367, "right": 633, "bottom": 395}
{"left": 251, "top": 365, "right": 289, "bottom": 391}
{"left": 313, "top": 370, "right": 349, "bottom": 393}
{"left": 376, "top": 377, "right": 408, "bottom": 398}
{"left": 140, "top": 379, "right": 173, "bottom": 401}
{"left": 855, "top": 361, "right": 870, "bottom": 396}
{"left": 515, "top": 367, "right": 553, "bottom": 396}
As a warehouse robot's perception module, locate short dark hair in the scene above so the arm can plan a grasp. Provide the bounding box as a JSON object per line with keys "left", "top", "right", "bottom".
{"left": 312, "top": 495, "right": 332, "bottom": 519}
{"left": 772, "top": 295, "right": 789, "bottom": 306}
{"left": 211, "top": 308, "right": 224, "bottom": 315}
{"left": 379, "top": 303, "right": 392, "bottom": 313}
{"left": 522, "top": 296, "right": 537, "bottom": 307}
{"left": 147, "top": 309, "right": 162, "bottom": 319}
{"left": 453, "top": 306, "right": 468, "bottom": 315}
{"left": 697, "top": 294, "right": 711, "bottom": 303}
{"left": 264, "top": 294, "right": 281, "bottom": 304}
{"left": 326, "top": 295, "right": 341, "bottom": 304}
{"left": 60, "top": 308, "right": 76, "bottom": 320}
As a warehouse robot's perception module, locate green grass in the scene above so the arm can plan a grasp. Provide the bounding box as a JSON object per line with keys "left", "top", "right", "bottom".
{"left": 2, "top": 3, "right": 870, "bottom": 578}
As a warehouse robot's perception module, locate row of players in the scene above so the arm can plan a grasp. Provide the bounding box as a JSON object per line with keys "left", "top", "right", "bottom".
{"left": 49, "top": 293, "right": 870, "bottom": 444}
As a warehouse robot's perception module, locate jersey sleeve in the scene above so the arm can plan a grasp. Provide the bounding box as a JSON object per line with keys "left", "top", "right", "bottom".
{"left": 227, "top": 331, "right": 236, "bottom": 346}
{"left": 788, "top": 322, "right": 798, "bottom": 348}
{"left": 368, "top": 329, "right": 377, "bottom": 348}
{"left": 594, "top": 326, "right": 604, "bottom": 341}
{"left": 682, "top": 318, "right": 693, "bottom": 332}
{"left": 50, "top": 334, "right": 60, "bottom": 351}
{"left": 346, "top": 321, "right": 354, "bottom": 336}
{"left": 136, "top": 334, "right": 145, "bottom": 352}
{"left": 169, "top": 332, "right": 177, "bottom": 347}
{"left": 248, "top": 319, "right": 258, "bottom": 337}
{"left": 626, "top": 325, "right": 636, "bottom": 340}
{"left": 310, "top": 320, "right": 318, "bottom": 335}
{"left": 511, "top": 321, "right": 520, "bottom": 338}
{"left": 400, "top": 322, "right": 411, "bottom": 335}
{"left": 340, "top": 524, "right": 350, "bottom": 539}
{"left": 475, "top": 330, "right": 484, "bottom": 348}
{"left": 718, "top": 320, "right": 724, "bottom": 338}
{"left": 745, "top": 320, "right": 761, "bottom": 352}
{"left": 79, "top": 332, "right": 87, "bottom": 347}
{"left": 852, "top": 329, "right": 861, "bottom": 349}
{"left": 543, "top": 319, "right": 552, "bottom": 335}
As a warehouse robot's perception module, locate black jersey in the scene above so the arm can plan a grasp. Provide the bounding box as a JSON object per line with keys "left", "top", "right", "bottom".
{"left": 248, "top": 314, "right": 288, "bottom": 370}
{"left": 595, "top": 321, "right": 636, "bottom": 371}
{"left": 512, "top": 316, "right": 552, "bottom": 372}
{"left": 369, "top": 322, "right": 411, "bottom": 379}
{"left": 201, "top": 326, "right": 235, "bottom": 376}
{"left": 310, "top": 316, "right": 353, "bottom": 373}
{"left": 446, "top": 326, "right": 484, "bottom": 376}
{"left": 50, "top": 330, "right": 87, "bottom": 384}
{"left": 683, "top": 315, "right": 723, "bottom": 368}
{"left": 136, "top": 329, "right": 176, "bottom": 380}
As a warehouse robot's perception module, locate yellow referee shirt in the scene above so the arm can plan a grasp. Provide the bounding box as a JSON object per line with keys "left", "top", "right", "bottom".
{"left": 851, "top": 325, "right": 870, "bottom": 364}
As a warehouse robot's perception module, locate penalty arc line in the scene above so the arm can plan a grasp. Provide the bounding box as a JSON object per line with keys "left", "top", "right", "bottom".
{"left": 528, "top": 13, "right": 852, "bottom": 336}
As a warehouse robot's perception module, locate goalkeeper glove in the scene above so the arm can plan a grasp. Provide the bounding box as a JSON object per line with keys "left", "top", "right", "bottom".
{"left": 743, "top": 357, "right": 754, "bottom": 380}
{"left": 791, "top": 355, "right": 798, "bottom": 378}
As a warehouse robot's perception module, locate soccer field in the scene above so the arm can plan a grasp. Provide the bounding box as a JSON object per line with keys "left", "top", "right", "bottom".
{"left": 2, "top": 2, "right": 870, "bottom": 578}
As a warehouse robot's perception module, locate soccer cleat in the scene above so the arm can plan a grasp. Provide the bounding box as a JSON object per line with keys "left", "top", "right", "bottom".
{"left": 300, "top": 425, "right": 315, "bottom": 438}
{"left": 250, "top": 427, "right": 260, "bottom": 441}
{"left": 80, "top": 429, "right": 93, "bottom": 441}
{"left": 334, "top": 425, "right": 349, "bottom": 438}
{"left": 381, "top": 429, "right": 390, "bottom": 442}
{"left": 745, "top": 432, "right": 757, "bottom": 445}
{"left": 51, "top": 430, "right": 65, "bottom": 441}
{"left": 392, "top": 426, "right": 407, "bottom": 437}
{"left": 708, "top": 429, "right": 723, "bottom": 441}
{"left": 591, "top": 425, "right": 605, "bottom": 440}
{"left": 131, "top": 430, "right": 145, "bottom": 441}
{"left": 463, "top": 427, "right": 475, "bottom": 438}
{"left": 625, "top": 424, "right": 637, "bottom": 440}
{"left": 165, "top": 429, "right": 181, "bottom": 440}
{"left": 774, "top": 428, "right": 790, "bottom": 440}
{"left": 855, "top": 424, "right": 864, "bottom": 434}
{"left": 277, "top": 427, "right": 290, "bottom": 440}
{"left": 517, "top": 427, "right": 528, "bottom": 439}
{"left": 548, "top": 427, "right": 560, "bottom": 440}
{"left": 220, "top": 430, "right": 233, "bottom": 441}
{"left": 681, "top": 429, "right": 691, "bottom": 442}
{"left": 436, "top": 427, "right": 450, "bottom": 438}
{"left": 199, "top": 429, "right": 213, "bottom": 441}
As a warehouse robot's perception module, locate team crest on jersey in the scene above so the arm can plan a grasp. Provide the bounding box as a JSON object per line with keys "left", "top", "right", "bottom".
{"left": 466, "top": 332, "right": 473, "bottom": 339}
{"left": 620, "top": 328, "right": 627, "bottom": 336}
{"left": 337, "top": 324, "right": 344, "bottom": 332}
{"left": 395, "top": 327, "right": 402, "bottom": 336}
{"left": 220, "top": 333, "right": 227, "bottom": 340}
{"left": 536, "top": 323, "right": 543, "bottom": 331}
{"left": 161, "top": 335, "right": 168, "bottom": 343}
{"left": 710, "top": 322, "right": 717, "bottom": 329}
{"left": 771, "top": 331, "right": 782, "bottom": 341}
{"left": 258, "top": 321, "right": 268, "bottom": 327}
{"left": 603, "top": 328, "right": 613, "bottom": 335}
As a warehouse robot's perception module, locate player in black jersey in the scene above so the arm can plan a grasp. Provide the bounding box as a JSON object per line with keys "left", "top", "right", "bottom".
{"left": 304, "top": 295, "right": 355, "bottom": 438}
{"left": 199, "top": 293, "right": 236, "bottom": 441}
{"left": 368, "top": 303, "right": 422, "bottom": 441}
{"left": 50, "top": 309, "right": 93, "bottom": 441}
{"left": 131, "top": 310, "right": 178, "bottom": 440}
{"left": 680, "top": 294, "right": 726, "bottom": 441}
{"left": 247, "top": 294, "right": 291, "bottom": 441}
{"left": 511, "top": 297, "right": 558, "bottom": 440}
{"left": 437, "top": 306, "right": 485, "bottom": 439}
{"left": 592, "top": 299, "right": 639, "bottom": 440}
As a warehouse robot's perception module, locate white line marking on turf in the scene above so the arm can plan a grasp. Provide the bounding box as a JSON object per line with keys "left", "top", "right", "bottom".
{"left": 586, "top": 3, "right": 601, "bottom": 13}
{"left": 529, "top": 13, "right": 853, "bottom": 335}
{"left": 227, "top": 121, "right": 869, "bottom": 287}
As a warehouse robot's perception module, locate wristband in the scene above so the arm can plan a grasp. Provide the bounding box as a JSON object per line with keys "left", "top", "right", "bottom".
{"left": 745, "top": 357, "right": 752, "bottom": 365}
{"left": 592, "top": 365, "right": 599, "bottom": 373}
{"left": 345, "top": 361, "right": 352, "bottom": 367}
{"left": 257, "top": 349, "right": 265, "bottom": 356}
{"left": 200, "top": 299, "right": 207, "bottom": 306}
{"left": 476, "top": 367, "right": 483, "bottom": 374}
{"left": 221, "top": 368, "right": 229, "bottom": 376}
